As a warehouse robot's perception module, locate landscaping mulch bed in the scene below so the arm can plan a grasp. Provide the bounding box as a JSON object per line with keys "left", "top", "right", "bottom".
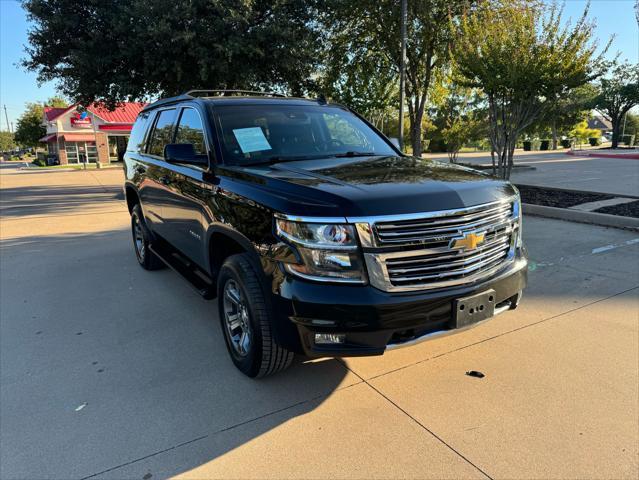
{"left": 516, "top": 184, "right": 615, "bottom": 208}
{"left": 595, "top": 201, "right": 639, "bottom": 219}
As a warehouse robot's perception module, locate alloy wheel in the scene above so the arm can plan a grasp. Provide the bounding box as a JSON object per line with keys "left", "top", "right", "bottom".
{"left": 222, "top": 279, "right": 252, "bottom": 357}
{"left": 133, "top": 215, "right": 145, "bottom": 262}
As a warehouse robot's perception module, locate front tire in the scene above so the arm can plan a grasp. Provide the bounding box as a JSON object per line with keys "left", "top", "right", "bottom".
{"left": 131, "top": 204, "right": 164, "bottom": 271}
{"left": 217, "top": 253, "right": 294, "bottom": 378}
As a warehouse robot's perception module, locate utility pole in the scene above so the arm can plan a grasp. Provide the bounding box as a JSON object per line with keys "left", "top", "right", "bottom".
{"left": 398, "top": 0, "right": 407, "bottom": 152}
{"left": 4, "top": 105, "right": 11, "bottom": 133}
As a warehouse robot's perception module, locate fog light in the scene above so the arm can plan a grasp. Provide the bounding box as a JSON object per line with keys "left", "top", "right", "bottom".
{"left": 314, "top": 333, "right": 346, "bottom": 345}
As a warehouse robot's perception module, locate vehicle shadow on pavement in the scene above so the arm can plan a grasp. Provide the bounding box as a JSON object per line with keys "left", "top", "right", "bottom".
{"left": 0, "top": 185, "right": 125, "bottom": 218}
{"left": 0, "top": 229, "right": 350, "bottom": 479}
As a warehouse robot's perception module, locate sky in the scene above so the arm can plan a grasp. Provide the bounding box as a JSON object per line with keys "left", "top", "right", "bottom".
{"left": 1, "top": 0, "right": 638, "bottom": 130}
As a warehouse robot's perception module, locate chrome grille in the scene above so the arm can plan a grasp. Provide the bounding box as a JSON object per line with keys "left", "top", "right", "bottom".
{"left": 374, "top": 201, "right": 513, "bottom": 246}
{"left": 353, "top": 198, "right": 520, "bottom": 292}
{"left": 385, "top": 226, "right": 511, "bottom": 288}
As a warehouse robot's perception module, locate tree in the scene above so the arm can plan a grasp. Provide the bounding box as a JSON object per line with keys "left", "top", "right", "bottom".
{"left": 453, "top": 0, "right": 608, "bottom": 179}
{"left": 14, "top": 103, "right": 45, "bottom": 148}
{"left": 591, "top": 60, "right": 639, "bottom": 148}
{"left": 621, "top": 112, "right": 639, "bottom": 139}
{"left": 0, "top": 131, "right": 16, "bottom": 152}
{"left": 430, "top": 71, "right": 487, "bottom": 162}
{"left": 569, "top": 120, "right": 599, "bottom": 148}
{"left": 46, "top": 96, "right": 68, "bottom": 108}
{"left": 23, "top": 0, "right": 324, "bottom": 107}
{"left": 532, "top": 84, "right": 597, "bottom": 149}
{"left": 322, "top": 0, "right": 470, "bottom": 157}
{"left": 320, "top": 15, "right": 398, "bottom": 123}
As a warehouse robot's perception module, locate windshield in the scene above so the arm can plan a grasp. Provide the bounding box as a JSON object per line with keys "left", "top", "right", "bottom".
{"left": 212, "top": 104, "right": 396, "bottom": 165}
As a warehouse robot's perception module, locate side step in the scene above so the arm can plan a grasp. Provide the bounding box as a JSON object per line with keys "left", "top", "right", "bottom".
{"left": 149, "top": 243, "right": 216, "bottom": 299}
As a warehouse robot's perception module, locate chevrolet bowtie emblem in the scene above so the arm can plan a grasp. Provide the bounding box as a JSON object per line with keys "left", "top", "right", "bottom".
{"left": 450, "top": 231, "right": 486, "bottom": 250}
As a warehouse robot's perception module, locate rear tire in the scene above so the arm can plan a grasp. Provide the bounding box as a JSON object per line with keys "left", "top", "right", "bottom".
{"left": 131, "top": 204, "right": 164, "bottom": 271}
{"left": 217, "top": 253, "right": 294, "bottom": 378}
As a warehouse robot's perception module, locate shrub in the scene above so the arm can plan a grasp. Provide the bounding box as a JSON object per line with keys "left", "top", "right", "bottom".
{"left": 33, "top": 158, "right": 46, "bottom": 167}
{"left": 428, "top": 138, "right": 448, "bottom": 153}
{"left": 621, "top": 134, "right": 636, "bottom": 146}
{"left": 523, "top": 140, "right": 540, "bottom": 151}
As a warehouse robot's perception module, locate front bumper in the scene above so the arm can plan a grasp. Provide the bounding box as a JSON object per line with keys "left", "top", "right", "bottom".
{"left": 270, "top": 251, "right": 528, "bottom": 356}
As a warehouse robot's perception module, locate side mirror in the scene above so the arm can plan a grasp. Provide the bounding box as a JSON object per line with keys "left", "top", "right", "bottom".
{"left": 164, "top": 143, "right": 208, "bottom": 166}
{"left": 389, "top": 137, "right": 401, "bottom": 149}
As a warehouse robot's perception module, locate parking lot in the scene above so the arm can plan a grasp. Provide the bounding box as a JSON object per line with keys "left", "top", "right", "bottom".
{"left": 1, "top": 162, "right": 638, "bottom": 479}
{"left": 428, "top": 150, "right": 639, "bottom": 197}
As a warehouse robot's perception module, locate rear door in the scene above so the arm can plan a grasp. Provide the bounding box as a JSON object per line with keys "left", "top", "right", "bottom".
{"left": 139, "top": 108, "right": 178, "bottom": 234}
{"left": 159, "top": 105, "right": 211, "bottom": 267}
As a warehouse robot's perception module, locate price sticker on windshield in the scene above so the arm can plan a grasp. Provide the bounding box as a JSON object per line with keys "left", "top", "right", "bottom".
{"left": 232, "top": 127, "right": 272, "bottom": 154}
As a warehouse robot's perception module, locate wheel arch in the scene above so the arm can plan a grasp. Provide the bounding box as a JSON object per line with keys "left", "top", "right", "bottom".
{"left": 124, "top": 183, "right": 140, "bottom": 214}
{"left": 206, "top": 225, "right": 263, "bottom": 279}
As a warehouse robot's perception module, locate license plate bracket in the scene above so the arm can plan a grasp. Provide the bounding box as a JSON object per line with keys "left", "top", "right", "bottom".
{"left": 453, "top": 289, "right": 496, "bottom": 328}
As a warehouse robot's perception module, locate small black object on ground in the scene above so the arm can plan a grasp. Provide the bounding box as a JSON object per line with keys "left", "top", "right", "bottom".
{"left": 465, "top": 370, "right": 485, "bottom": 378}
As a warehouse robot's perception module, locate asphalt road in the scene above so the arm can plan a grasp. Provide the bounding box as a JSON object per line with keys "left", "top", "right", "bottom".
{"left": 1, "top": 162, "right": 638, "bottom": 479}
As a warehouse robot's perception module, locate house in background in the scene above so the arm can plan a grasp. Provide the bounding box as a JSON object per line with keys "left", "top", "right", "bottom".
{"left": 39, "top": 103, "right": 145, "bottom": 165}
{"left": 587, "top": 115, "right": 613, "bottom": 138}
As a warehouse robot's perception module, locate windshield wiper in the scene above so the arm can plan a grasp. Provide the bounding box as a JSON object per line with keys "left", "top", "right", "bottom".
{"left": 330, "top": 151, "right": 378, "bottom": 158}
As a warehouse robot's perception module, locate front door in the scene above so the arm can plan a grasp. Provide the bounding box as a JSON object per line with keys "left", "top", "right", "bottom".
{"left": 159, "top": 106, "right": 210, "bottom": 268}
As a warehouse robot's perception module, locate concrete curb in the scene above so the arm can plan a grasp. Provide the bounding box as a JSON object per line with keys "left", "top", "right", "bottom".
{"left": 566, "top": 150, "right": 639, "bottom": 160}
{"left": 523, "top": 203, "right": 639, "bottom": 231}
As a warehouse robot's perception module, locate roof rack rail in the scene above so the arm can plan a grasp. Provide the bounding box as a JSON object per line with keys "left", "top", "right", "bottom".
{"left": 184, "top": 89, "right": 287, "bottom": 98}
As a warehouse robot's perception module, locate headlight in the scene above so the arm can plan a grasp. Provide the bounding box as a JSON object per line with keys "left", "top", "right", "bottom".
{"left": 513, "top": 194, "right": 523, "bottom": 248}
{"left": 275, "top": 218, "right": 367, "bottom": 283}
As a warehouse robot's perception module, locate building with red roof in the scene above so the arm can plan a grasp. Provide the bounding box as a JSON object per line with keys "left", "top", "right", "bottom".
{"left": 40, "top": 102, "right": 146, "bottom": 165}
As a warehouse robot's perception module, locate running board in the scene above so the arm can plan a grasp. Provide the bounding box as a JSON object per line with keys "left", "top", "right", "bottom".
{"left": 149, "top": 243, "right": 216, "bottom": 299}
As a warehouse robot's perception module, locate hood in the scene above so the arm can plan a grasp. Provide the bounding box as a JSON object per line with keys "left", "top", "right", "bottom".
{"left": 223, "top": 155, "right": 517, "bottom": 217}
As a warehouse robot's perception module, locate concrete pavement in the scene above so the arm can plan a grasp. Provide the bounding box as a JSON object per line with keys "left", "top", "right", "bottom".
{"left": 1, "top": 163, "right": 638, "bottom": 479}
{"left": 425, "top": 150, "right": 639, "bottom": 197}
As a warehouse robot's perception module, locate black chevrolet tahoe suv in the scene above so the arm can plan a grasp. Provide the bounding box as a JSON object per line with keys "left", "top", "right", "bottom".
{"left": 124, "top": 90, "right": 527, "bottom": 378}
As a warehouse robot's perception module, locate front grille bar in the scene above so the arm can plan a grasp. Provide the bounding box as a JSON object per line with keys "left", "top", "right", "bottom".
{"left": 354, "top": 197, "right": 520, "bottom": 292}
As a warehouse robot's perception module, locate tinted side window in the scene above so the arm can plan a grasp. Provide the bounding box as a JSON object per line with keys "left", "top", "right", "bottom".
{"left": 175, "top": 108, "right": 206, "bottom": 154}
{"left": 148, "top": 109, "right": 176, "bottom": 157}
{"left": 126, "top": 111, "right": 151, "bottom": 152}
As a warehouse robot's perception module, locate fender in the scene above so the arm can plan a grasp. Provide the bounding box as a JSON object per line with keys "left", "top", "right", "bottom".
{"left": 205, "top": 223, "right": 264, "bottom": 277}
{"left": 205, "top": 223, "right": 300, "bottom": 352}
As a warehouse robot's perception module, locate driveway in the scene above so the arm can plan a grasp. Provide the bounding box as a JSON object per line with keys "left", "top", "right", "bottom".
{"left": 1, "top": 164, "right": 638, "bottom": 479}
{"left": 426, "top": 150, "right": 639, "bottom": 197}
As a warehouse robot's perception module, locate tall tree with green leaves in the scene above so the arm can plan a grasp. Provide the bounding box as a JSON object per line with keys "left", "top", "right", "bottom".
{"left": 530, "top": 84, "right": 597, "bottom": 149}
{"left": 429, "top": 70, "right": 487, "bottom": 162}
{"left": 46, "top": 96, "right": 68, "bottom": 108}
{"left": 322, "top": 0, "right": 470, "bottom": 156}
{"left": 453, "top": 0, "right": 608, "bottom": 179}
{"left": 23, "top": 0, "right": 324, "bottom": 107}
{"left": 14, "top": 103, "right": 45, "bottom": 148}
{"left": 0, "top": 131, "right": 16, "bottom": 152}
{"left": 591, "top": 60, "right": 639, "bottom": 148}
